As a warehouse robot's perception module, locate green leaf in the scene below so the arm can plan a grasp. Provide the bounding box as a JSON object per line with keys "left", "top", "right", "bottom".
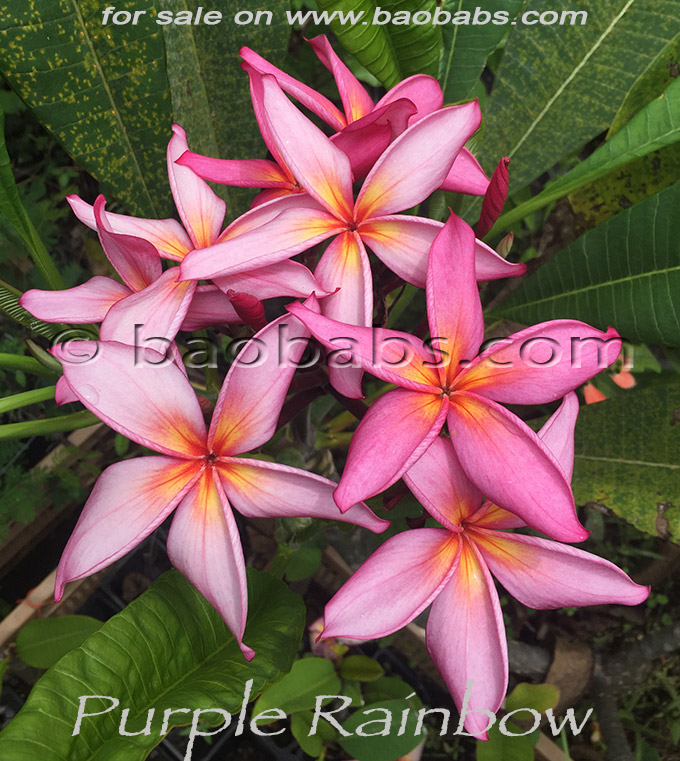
{"left": 253, "top": 657, "right": 341, "bottom": 719}
{"left": 477, "top": 0, "right": 680, "bottom": 193}
{"left": 476, "top": 721, "right": 539, "bottom": 761}
{"left": 0, "top": 1, "right": 173, "bottom": 218}
{"left": 363, "top": 676, "right": 422, "bottom": 708}
{"left": 0, "top": 569, "right": 304, "bottom": 761}
{"left": 570, "top": 384, "right": 680, "bottom": 541}
{"left": 493, "top": 76, "right": 680, "bottom": 232}
{"left": 16, "top": 616, "right": 103, "bottom": 670}
{"left": 290, "top": 710, "right": 337, "bottom": 757}
{"left": 0, "top": 385, "right": 56, "bottom": 414}
{"left": 339, "top": 699, "right": 424, "bottom": 761}
{"left": 493, "top": 182, "right": 680, "bottom": 346}
{"left": 160, "top": 0, "right": 291, "bottom": 219}
{"left": 315, "top": 0, "right": 442, "bottom": 88}
{"left": 0, "top": 410, "right": 99, "bottom": 441}
{"left": 339, "top": 655, "right": 385, "bottom": 682}
{"left": 504, "top": 683, "right": 560, "bottom": 714}
{"left": 439, "top": 0, "right": 525, "bottom": 103}
{"left": 286, "top": 544, "right": 322, "bottom": 582}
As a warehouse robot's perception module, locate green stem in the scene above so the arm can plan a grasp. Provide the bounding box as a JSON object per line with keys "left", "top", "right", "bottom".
{"left": 27, "top": 223, "right": 64, "bottom": 290}
{"left": 0, "top": 353, "right": 56, "bottom": 376}
{"left": 0, "top": 410, "right": 99, "bottom": 440}
{"left": 0, "top": 385, "right": 56, "bottom": 414}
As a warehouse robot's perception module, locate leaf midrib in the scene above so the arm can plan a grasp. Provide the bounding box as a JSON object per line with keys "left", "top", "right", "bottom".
{"left": 575, "top": 454, "right": 680, "bottom": 469}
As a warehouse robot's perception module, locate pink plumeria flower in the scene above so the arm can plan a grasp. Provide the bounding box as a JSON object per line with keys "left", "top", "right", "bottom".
{"left": 51, "top": 303, "right": 387, "bottom": 659}
{"left": 322, "top": 394, "right": 649, "bottom": 738}
{"left": 288, "top": 212, "right": 622, "bottom": 541}
{"left": 181, "top": 78, "right": 523, "bottom": 396}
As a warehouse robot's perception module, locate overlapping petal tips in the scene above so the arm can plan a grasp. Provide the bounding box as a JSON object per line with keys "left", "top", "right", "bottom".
{"left": 176, "top": 151, "right": 291, "bottom": 189}
{"left": 55, "top": 457, "right": 201, "bottom": 599}
{"left": 475, "top": 157, "right": 510, "bottom": 238}
{"left": 67, "top": 194, "right": 192, "bottom": 262}
{"left": 167, "top": 469, "right": 254, "bottom": 660}
{"left": 472, "top": 238, "right": 526, "bottom": 281}
{"left": 427, "top": 540, "right": 507, "bottom": 740}
{"left": 457, "top": 322, "right": 622, "bottom": 404}
{"left": 323, "top": 529, "right": 459, "bottom": 640}
{"left": 447, "top": 392, "right": 588, "bottom": 542}
{"left": 20, "top": 276, "right": 130, "bottom": 323}
{"left": 180, "top": 285, "right": 239, "bottom": 331}
{"left": 285, "top": 304, "right": 441, "bottom": 394}
{"left": 217, "top": 458, "right": 388, "bottom": 533}
{"left": 208, "top": 297, "right": 320, "bottom": 456}
{"left": 376, "top": 74, "right": 443, "bottom": 122}
{"left": 427, "top": 213, "right": 484, "bottom": 385}
{"left": 354, "top": 102, "right": 482, "bottom": 220}
{"left": 260, "top": 75, "right": 354, "bottom": 220}
{"left": 440, "top": 148, "right": 490, "bottom": 195}
{"left": 51, "top": 341, "right": 207, "bottom": 457}
{"left": 93, "top": 196, "right": 162, "bottom": 291}
{"left": 307, "top": 35, "right": 374, "bottom": 122}
{"left": 473, "top": 530, "right": 650, "bottom": 608}
{"left": 334, "top": 390, "right": 448, "bottom": 511}
{"left": 167, "top": 124, "right": 226, "bottom": 250}
{"left": 404, "top": 437, "right": 483, "bottom": 529}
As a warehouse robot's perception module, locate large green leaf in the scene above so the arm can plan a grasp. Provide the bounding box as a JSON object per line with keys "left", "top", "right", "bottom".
{"left": 315, "top": 0, "right": 442, "bottom": 88}
{"left": 16, "top": 616, "right": 103, "bottom": 670}
{"left": 160, "top": 0, "right": 290, "bottom": 219}
{"left": 477, "top": 0, "right": 680, "bottom": 192}
{"left": 0, "top": 569, "right": 305, "bottom": 760}
{"left": 571, "top": 384, "right": 680, "bottom": 541}
{"left": 339, "top": 699, "right": 424, "bottom": 761}
{"left": 0, "top": 0, "right": 173, "bottom": 217}
{"left": 439, "top": 0, "right": 525, "bottom": 104}
{"left": 493, "top": 182, "right": 680, "bottom": 346}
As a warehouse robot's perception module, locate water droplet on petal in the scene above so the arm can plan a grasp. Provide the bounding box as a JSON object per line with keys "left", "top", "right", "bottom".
{"left": 79, "top": 384, "right": 100, "bottom": 404}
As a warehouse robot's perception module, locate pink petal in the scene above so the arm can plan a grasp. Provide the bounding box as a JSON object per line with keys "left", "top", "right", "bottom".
{"left": 20, "top": 277, "right": 130, "bottom": 324}
{"left": 457, "top": 322, "right": 622, "bottom": 404}
{"left": 214, "top": 259, "right": 327, "bottom": 301}
{"left": 176, "top": 151, "right": 291, "bottom": 188}
{"left": 55, "top": 457, "right": 201, "bottom": 599}
{"left": 55, "top": 376, "right": 78, "bottom": 406}
{"left": 251, "top": 187, "right": 295, "bottom": 206}
{"left": 426, "top": 213, "right": 483, "bottom": 387}
{"left": 427, "top": 539, "right": 507, "bottom": 739}
{"left": 475, "top": 157, "right": 510, "bottom": 238}
{"left": 335, "top": 389, "right": 448, "bottom": 511}
{"left": 354, "top": 102, "right": 482, "bottom": 220}
{"left": 180, "top": 285, "right": 239, "bottom": 331}
{"left": 440, "top": 148, "right": 490, "bottom": 195}
{"left": 472, "top": 529, "right": 650, "bottom": 608}
{"left": 447, "top": 392, "right": 588, "bottom": 542}
{"left": 240, "top": 46, "right": 346, "bottom": 130}
{"left": 93, "top": 196, "right": 162, "bottom": 291}
{"left": 218, "top": 458, "right": 388, "bottom": 532}
{"left": 323, "top": 528, "right": 459, "bottom": 640}
{"left": 51, "top": 340, "right": 207, "bottom": 457}
{"left": 404, "top": 437, "right": 483, "bottom": 530}
{"left": 208, "top": 298, "right": 320, "bottom": 455}
{"left": 472, "top": 237, "right": 526, "bottom": 281}
{"left": 167, "top": 124, "right": 226, "bottom": 249}
{"left": 307, "top": 35, "right": 374, "bottom": 122}
{"left": 260, "top": 75, "right": 354, "bottom": 220}
{"left": 376, "top": 74, "right": 443, "bottom": 122}
{"left": 67, "top": 194, "right": 192, "bottom": 262}
{"left": 167, "top": 469, "right": 254, "bottom": 660}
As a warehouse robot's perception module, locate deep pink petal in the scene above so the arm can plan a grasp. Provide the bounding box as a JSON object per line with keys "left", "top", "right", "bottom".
{"left": 51, "top": 340, "right": 207, "bottom": 457}
{"left": 376, "top": 74, "right": 443, "bottom": 122}
{"left": 440, "top": 148, "right": 490, "bottom": 195}
{"left": 472, "top": 237, "right": 526, "bottom": 281}
{"left": 167, "top": 469, "right": 254, "bottom": 660}
{"left": 323, "top": 529, "right": 459, "bottom": 639}
{"left": 218, "top": 458, "right": 388, "bottom": 532}
{"left": 181, "top": 285, "right": 240, "bottom": 331}
{"left": 472, "top": 529, "right": 650, "bottom": 608}
{"left": 214, "top": 259, "right": 327, "bottom": 301}
{"left": 55, "top": 457, "right": 201, "bottom": 599}
{"left": 20, "top": 277, "right": 130, "bottom": 324}
{"left": 427, "top": 539, "right": 507, "bottom": 740}
{"left": 447, "top": 393, "right": 588, "bottom": 542}
{"left": 475, "top": 157, "right": 510, "bottom": 238}
{"left": 335, "top": 389, "right": 448, "bottom": 511}
{"left": 176, "top": 152, "right": 291, "bottom": 189}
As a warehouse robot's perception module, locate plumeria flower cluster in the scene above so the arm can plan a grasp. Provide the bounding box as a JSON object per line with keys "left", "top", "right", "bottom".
{"left": 21, "top": 37, "right": 648, "bottom": 738}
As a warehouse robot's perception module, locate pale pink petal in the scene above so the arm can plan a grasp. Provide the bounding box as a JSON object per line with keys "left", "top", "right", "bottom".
{"left": 440, "top": 148, "right": 490, "bottom": 195}
{"left": 447, "top": 393, "right": 587, "bottom": 542}
{"left": 176, "top": 151, "right": 292, "bottom": 189}
{"left": 472, "top": 237, "right": 526, "bottom": 281}
{"left": 472, "top": 529, "right": 650, "bottom": 608}
{"left": 457, "top": 322, "right": 622, "bottom": 404}
{"left": 335, "top": 389, "right": 448, "bottom": 511}
{"left": 376, "top": 74, "right": 443, "bottom": 121}
{"left": 307, "top": 34, "right": 374, "bottom": 122}
{"left": 214, "top": 259, "right": 327, "bottom": 300}
{"left": 475, "top": 157, "right": 510, "bottom": 238}
{"left": 240, "top": 46, "right": 346, "bottom": 130}
{"left": 427, "top": 540, "right": 507, "bottom": 740}
{"left": 209, "top": 298, "right": 320, "bottom": 455}
{"left": 404, "top": 437, "right": 483, "bottom": 530}
{"left": 55, "top": 376, "right": 78, "bottom": 406}
{"left": 20, "top": 277, "right": 130, "bottom": 324}
{"left": 260, "top": 76, "right": 354, "bottom": 220}
{"left": 355, "top": 103, "right": 482, "bottom": 220}
{"left": 67, "top": 194, "right": 192, "bottom": 262}
{"left": 220, "top": 192, "right": 326, "bottom": 239}
{"left": 323, "top": 529, "right": 460, "bottom": 639}
{"left": 55, "top": 457, "right": 201, "bottom": 598}
{"left": 167, "top": 469, "right": 254, "bottom": 660}
{"left": 51, "top": 340, "right": 207, "bottom": 457}
{"left": 180, "top": 285, "right": 240, "bottom": 331}
{"left": 251, "top": 187, "right": 295, "bottom": 206}
{"left": 218, "top": 458, "right": 388, "bottom": 532}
